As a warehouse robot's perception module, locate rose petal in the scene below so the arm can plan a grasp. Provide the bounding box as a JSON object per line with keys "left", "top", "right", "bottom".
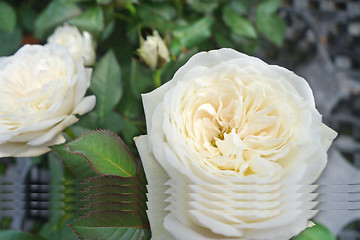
{"left": 134, "top": 135, "right": 174, "bottom": 240}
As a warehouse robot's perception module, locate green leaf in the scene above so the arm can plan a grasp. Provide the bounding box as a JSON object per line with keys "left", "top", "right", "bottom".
{"left": 97, "top": 0, "right": 113, "bottom": 4}
{"left": 256, "top": 13, "right": 286, "bottom": 47}
{"left": 186, "top": 0, "right": 220, "bottom": 13}
{"left": 130, "top": 59, "right": 153, "bottom": 98}
{"left": 99, "top": 111, "right": 125, "bottom": 134}
{"left": 0, "top": 230, "right": 46, "bottom": 240}
{"left": 90, "top": 50, "right": 122, "bottom": 119}
{"left": 39, "top": 153, "right": 74, "bottom": 240}
{"left": 19, "top": 4, "right": 37, "bottom": 32}
{"left": 229, "top": 0, "right": 250, "bottom": 14}
{"left": 0, "top": 2, "right": 16, "bottom": 33}
{"left": 257, "top": 0, "right": 282, "bottom": 15}
{"left": 102, "top": 20, "right": 116, "bottom": 41}
{"left": 138, "top": 3, "right": 176, "bottom": 22}
{"left": 291, "top": 222, "right": 335, "bottom": 240}
{"left": 172, "top": 18, "right": 213, "bottom": 53}
{"left": 50, "top": 143, "right": 97, "bottom": 180}
{"left": 71, "top": 212, "right": 150, "bottom": 240}
{"left": 67, "top": 130, "right": 137, "bottom": 177}
{"left": 137, "top": 3, "right": 175, "bottom": 33}
{"left": 48, "top": 152, "right": 65, "bottom": 220}
{"left": 68, "top": 6, "right": 104, "bottom": 36}
{"left": 121, "top": 120, "right": 142, "bottom": 145}
{"left": 222, "top": 6, "right": 257, "bottom": 39}
{"left": 35, "top": 0, "right": 81, "bottom": 39}
{"left": 0, "top": 27, "right": 22, "bottom": 56}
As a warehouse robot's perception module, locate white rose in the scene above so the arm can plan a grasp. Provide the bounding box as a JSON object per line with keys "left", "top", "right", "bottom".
{"left": 48, "top": 24, "right": 96, "bottom": 66}
{"left": 135, "top": 48, "right": 337, "bottom": 240}
{"left": 138, "top": 30, "right": 170, "bottom": 70}
{"left": 0, "top": 44, "right": 96, "bottom": 157}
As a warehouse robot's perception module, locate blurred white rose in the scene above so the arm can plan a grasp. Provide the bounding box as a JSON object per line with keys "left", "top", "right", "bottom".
{"left": 135, "top": 48, "right": 337, "bottom": 240}
{"left": 48, "top": 24, "right": 96, "bottom": 66}
{"left": 0, "top": 44, "right": 96, "bottom": 157}
{"left": 137, "top": 30, "right": 170, "bottom": 70}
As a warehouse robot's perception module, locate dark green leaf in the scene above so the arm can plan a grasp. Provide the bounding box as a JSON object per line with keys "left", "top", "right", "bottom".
{"left": 99, "top": 111, "right": 125, "bottom": 133}
{"left": 68, "top": 6, "right": 104, "bottom": 36}
{"left": 97, "top": 0, "right": 113, "bottom": 4}
{"left": 67, "top": 130, "right": 137, "bottom": 177}
{"left": 0, "top": 2, "right": 16, "bottom": 33}
{"left": 121, "top": 120, "right": 142, "bottom": 145}
{"left": 71, "top": 212, "right": 150, "bottom": 240}
{"left": 229, "top": 0, "right": 250, "bottom": 14}
{"left": 0, "top": 27, "right": 22, "bottom": 56}
{"left": 39, "top": 153, "right": 72, "bottom": 240}
{"left": 291, "top": 222, "right": 335, "bottom": 240}
{"left": 50, "top": 143, "right": 97, "bottom": 180}
{"left": 186, "top": 0, "right": 220, "bottom": 13}
{"left": 102, "top": 20, "right": 115, "bottom": 41}
{"left": 256, "top": 14, "right": 286, "bottom": 47}
{"left": 34, "top": 0, "right": 81, "bottom": 39}
{"left": 222, "top": 6, "right": 257, "bottom": 39}
{"left": 57, "top": 219, "right": 80, "bottom": 240}
{"left": 130, "top": 60, "right": 153, "bottom": 98}
{"left": 257, "top": 0, "right": 282, "bottom": 15}
{"left": 0, "top": 230, "right": 46, "bottom": 240}
{"left": 118, "top": 82, "right": 142, "bottom": 119}
{"left": 138, "top": 3, "right": 176, "bottom": 22}
{"left": 19, "top": 4, "right": 37, "bottom": 32}
{"left": 172, "top": 18, "right": 213, "bottom": 53}
{"left": 90, "top": 50, "right": 122, "bottom": 119}
{"left": 137, "top": 3, "right": 175, "bottom": 33}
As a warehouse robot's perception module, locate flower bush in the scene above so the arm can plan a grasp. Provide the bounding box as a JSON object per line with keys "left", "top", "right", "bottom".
{"left": 0, "top": 44, "right": 95, "bottom": 157}
{"left": 135, "top": 48, "right": 337, "bottom": 240}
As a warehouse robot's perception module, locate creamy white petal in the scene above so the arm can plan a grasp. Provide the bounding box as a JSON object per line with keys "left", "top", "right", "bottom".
{"left": 134, "top": 135, "right": 174, "bottom": 240}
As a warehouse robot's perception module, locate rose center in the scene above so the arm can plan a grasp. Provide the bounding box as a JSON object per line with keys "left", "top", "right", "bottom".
{"left": 180, "top": 76, "right": 294, "bottom": 176}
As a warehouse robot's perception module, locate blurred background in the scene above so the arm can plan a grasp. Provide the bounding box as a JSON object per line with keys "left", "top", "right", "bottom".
{"left": 0, "top": 0, "right": 359, "bottom": 239}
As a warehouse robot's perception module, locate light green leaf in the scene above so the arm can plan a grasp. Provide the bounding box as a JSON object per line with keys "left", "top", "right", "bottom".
{"left": 0, "top": 230, "right": 46, "bottom": 240}
{"left": 257, "top": 0, "right": 282, "bottom": 15}
{"left": 0, "top": 27, "right": 22, "bottom": 56}
{"left": 256, "top": 13, "right": 286, "bottom": 47}
{"left": 67, "top": 130, "right": 137, "bottom": 177}
{"left": 68, "top": 6, "right": 104, "bottom": 35}
{"left": 222, "top": 6, "right": 257, "bottom": 39}
{"left": 71, "top": 212, "right": 150, "bottom": 240}
{"left": 50, "top": 143, "right": 97, "bottom": 180}
{"left": 291, "top": 222, "right": 335, "bottom": 240}
{"left": 172, "top": 18, "right": 213, "bottom": 53}
{"left": 34, "top": 0, "right": 81, "bottom": 39}
{"left": 0, "top": 2, "right": 16, "bottom": 33}
{"left": 90, "top": 50, "right": 122, "bottom": 119}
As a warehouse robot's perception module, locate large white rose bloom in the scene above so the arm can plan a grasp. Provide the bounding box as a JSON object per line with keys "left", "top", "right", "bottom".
{"left": 0, "top": 44, "right": 96, "bottom": 157}
{"left": 135, "top": 48, "right": 337, "bottom": 240}
{"left": 48, "top": 24, "right": 96, "bottom": 66}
